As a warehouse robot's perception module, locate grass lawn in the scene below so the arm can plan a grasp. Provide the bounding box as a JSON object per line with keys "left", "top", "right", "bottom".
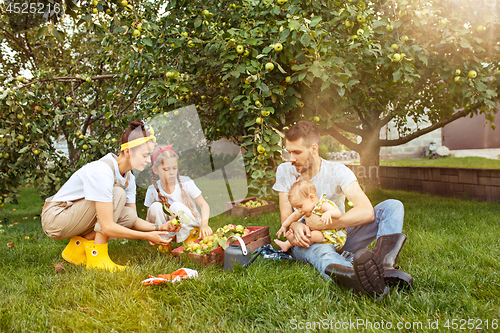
{"left": 380, "top": 156, "right": 500, "bottom": 169}
{"left": 1, "top": 187, "right": 499, "bottom": 332}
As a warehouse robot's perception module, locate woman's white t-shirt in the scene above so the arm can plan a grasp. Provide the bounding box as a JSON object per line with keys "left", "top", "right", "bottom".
{"left": 52, "top": 153, "right": 136, "bottom": 203}
{"left": 144, "top": 176, "right": 202, "bottom": 215}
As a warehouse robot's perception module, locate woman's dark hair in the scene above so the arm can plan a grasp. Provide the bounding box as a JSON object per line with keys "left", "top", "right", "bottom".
{"left": 120, "top": 120, "right": 151, "bottom": 151}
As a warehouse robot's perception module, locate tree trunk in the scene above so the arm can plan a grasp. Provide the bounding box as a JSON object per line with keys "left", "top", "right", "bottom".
{"left": 357, "top": 130, "right": 381, "bottom": 190}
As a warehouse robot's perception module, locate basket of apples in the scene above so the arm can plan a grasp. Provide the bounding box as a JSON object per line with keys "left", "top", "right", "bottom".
{"left": 171, "top": 224, "right": 270, "bottom": 266}
{"left": 225, "top": 197, "right": 276, "bottom": 217}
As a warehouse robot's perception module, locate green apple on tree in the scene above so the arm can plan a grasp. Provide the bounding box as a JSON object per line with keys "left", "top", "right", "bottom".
{"left": 236, "top": 45, "right": 244, "bottom": 54}
{"left": 468, "top": 70, "right": 477, "bottom": 78}
{"left": 274, "top": 43, "right": 283, "bottom": 52}
{"left": 455, "top": 69, "right": 461, "bottom": 76}
{"left": 285, "top": 76, "right": 291, "bottom": 83}
{"left": 392, "top": 53, "right": 401, "bottom": 62}
{"left": 265, "top": 62, "right": 274, "bottom": 71}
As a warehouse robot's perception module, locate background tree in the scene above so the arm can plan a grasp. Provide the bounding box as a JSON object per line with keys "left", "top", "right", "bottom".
{"left": 1, "top": 0, "right": 499, "bottom": 206}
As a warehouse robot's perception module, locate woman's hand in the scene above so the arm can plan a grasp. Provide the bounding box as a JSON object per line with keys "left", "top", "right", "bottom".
{"left": 200, "top": 225, "right": 213, "bottom": 238}
{"left": 147, "top": 231, "right": 173, "bottom": 246}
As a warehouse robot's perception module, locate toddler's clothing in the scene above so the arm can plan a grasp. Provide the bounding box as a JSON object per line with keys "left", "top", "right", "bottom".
{"left": 313, "top": 194, "right": 347, "bottom": 251}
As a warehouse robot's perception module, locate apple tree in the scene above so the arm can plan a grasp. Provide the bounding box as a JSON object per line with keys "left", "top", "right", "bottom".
{"left": 2, "top": 0, "right": 500, "bottom": 206}
{"left": 150, "top": 0, "right": 500, "bottom": 187}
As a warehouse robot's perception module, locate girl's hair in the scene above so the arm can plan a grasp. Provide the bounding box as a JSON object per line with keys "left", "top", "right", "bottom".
{"left": 288, "top": 180, "right": 317, "bottom": 203}
{"left": 150, "top": 149, "right": 200, "bottom": 219}
{"left": 120, "top": 120, "right": 151, "bottom": 152}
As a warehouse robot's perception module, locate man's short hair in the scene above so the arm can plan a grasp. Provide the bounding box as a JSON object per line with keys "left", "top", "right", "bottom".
{"left": 285, "top": 120, "right": 320, "bottom": 147}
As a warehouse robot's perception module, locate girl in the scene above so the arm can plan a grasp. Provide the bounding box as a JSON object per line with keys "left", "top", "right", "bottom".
{"left": 145, "top": 145, "right": 212, "bottom": 243}
{"left": 274, "top": 180, "right": 346, "bottom": 252}
{"left": 41, "top": 121, "right": 179, "bottom": 271}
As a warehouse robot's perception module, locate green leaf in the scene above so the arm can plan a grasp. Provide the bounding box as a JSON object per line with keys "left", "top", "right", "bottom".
{"left": 310, "top": 16, "right": 322, "bottom": 27}
{"left": 245, "top": 38, "right": 259, "bottom": 46}
{"left": 475, "top": 81, "right": 487, "bottom": 92}
{"left": 36, "top": 26, "right": 48, "bottom": 39}
{"left": 392, "top": 70, "right": 402, "bottom": 81}
{"left": 260, "top": 83, "right": 269, "bottom": 92}
{"left": 194, "top": 18, "right": 202, "bottom": 28}
{"left": 52, "top": 28, "right": 65, "bottom": 43}
{"left": 337, "top": 87, "right": 345, "bottom": 97}
{"left": 143, "top": 38, "right": 153, "bottom": 47}
{"left": 346, "top": 79, "right": 360, "bottom": 89}
{"left": 309, "top": 62, "right": 323, "bottom": 78}
{"left": 300, "top": 34, "right": 311, "bottom": 47}
{"left": 113, "top": 26, "right": 126, "bottom": 34}
{"left": 418, "top": 54, "right": 428, "bottom": 66}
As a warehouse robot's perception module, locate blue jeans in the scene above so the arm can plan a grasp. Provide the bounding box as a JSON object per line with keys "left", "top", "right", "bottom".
{"left": 290, "top": 199, "right": 404, "bottom": 281}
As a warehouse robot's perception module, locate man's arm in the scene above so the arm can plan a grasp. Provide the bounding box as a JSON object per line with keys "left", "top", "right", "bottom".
{"left": 306, "top": 181, "right": 375, "bottom": 230}
{"left": 278, "top": 192, "right": 293, "bottom": 223}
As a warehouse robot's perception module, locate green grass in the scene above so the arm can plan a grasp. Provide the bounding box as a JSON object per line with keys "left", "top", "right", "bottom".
{"left": 380, "top": 156, "right": 500, "bottom": 169}
{"left": 1, "top": 187, "right": 500, "bottom": 332}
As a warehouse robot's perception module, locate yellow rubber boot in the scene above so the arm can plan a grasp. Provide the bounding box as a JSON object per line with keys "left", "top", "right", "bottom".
{"left": 85, "top": 243, "right": 126, "bottom": 272}
{"left": 185, "top": 227, "right": 200, "bottom": 243}
{"left": 62, "top": 236, "right": 91, "bottom": 266}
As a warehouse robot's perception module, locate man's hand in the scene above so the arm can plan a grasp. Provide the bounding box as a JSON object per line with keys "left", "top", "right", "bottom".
{"left": 289, "top": 222, "right": 312, "bottom": 248}
{"left": 305, "top": 213, "right": 336, "bottom": 230}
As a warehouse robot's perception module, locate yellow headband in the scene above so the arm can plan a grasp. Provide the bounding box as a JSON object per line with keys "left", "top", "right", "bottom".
{"left": 120, "top": 126, "right": 156, "bottom": 151}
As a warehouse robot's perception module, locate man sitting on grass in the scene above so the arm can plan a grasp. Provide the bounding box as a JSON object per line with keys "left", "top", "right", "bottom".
{"left": 273, "top": 120, "right": 413, "bottom": 299}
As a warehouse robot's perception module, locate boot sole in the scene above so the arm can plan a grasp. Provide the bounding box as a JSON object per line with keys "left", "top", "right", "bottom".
{"left": 353, "top": 249, "right": 387, "bottom": 297}
{"left": 384, "top": 268, "right": 414, "bottom": 289}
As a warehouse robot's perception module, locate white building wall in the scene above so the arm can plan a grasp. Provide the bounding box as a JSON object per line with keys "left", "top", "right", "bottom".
{"left": 380, "top": 117, "right": 442, "bottom": 160}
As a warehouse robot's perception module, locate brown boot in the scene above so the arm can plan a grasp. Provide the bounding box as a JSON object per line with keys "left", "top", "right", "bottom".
{"left": 325, "top": 249, "right": 388, "bottom": 300}
{"left": 372, "top": 233, "right": 414, "bottom": 289}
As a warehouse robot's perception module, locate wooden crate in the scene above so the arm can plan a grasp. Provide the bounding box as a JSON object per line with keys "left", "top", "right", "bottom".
{"left": 225, "top": 197, "right": 276, "bottom": 217}
{"left": 171, "top": 226, "right": 270, "bottom": 266}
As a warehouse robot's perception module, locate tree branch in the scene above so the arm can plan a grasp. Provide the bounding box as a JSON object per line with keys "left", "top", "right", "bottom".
{"left": 323, "top": 125, "right": 359, "bottom": 151}
{"left": 380, "top": 106, "right": 476, "bottom": 147}
{"left": 333, "top": 121, "right": 364, "bottom": 136}
{"left": 0, "top": 27, "right": 36, "bottom": 61}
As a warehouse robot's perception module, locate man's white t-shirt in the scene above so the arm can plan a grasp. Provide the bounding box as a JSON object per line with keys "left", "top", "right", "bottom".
{"left": 52, "top": 153, "right": 136, "bottom": 203}
{"left": 272, "top": 159, "right": 357, "bottom": 214}
{"left": 144, "top": 176, "right": 202, "bottom": 215}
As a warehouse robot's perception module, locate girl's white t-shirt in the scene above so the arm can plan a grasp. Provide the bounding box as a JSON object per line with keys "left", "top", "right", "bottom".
{"left": 52, "top": 153, "right": 136, "bottom": 203}
{"left": 144, "top": 176, "right": 202, "bottom": 214}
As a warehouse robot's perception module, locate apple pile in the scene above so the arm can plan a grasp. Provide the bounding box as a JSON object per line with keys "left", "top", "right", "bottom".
{"left": 181, "top": 224, "right": 252, "bottom": 255}
{"left": 237, "top": 198, "right": 268, "bottom": 208}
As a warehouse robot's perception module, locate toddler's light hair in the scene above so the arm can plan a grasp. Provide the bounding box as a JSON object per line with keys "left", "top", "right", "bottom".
{"left": 288, "top": 180, "right": 317, "bottom": 203}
